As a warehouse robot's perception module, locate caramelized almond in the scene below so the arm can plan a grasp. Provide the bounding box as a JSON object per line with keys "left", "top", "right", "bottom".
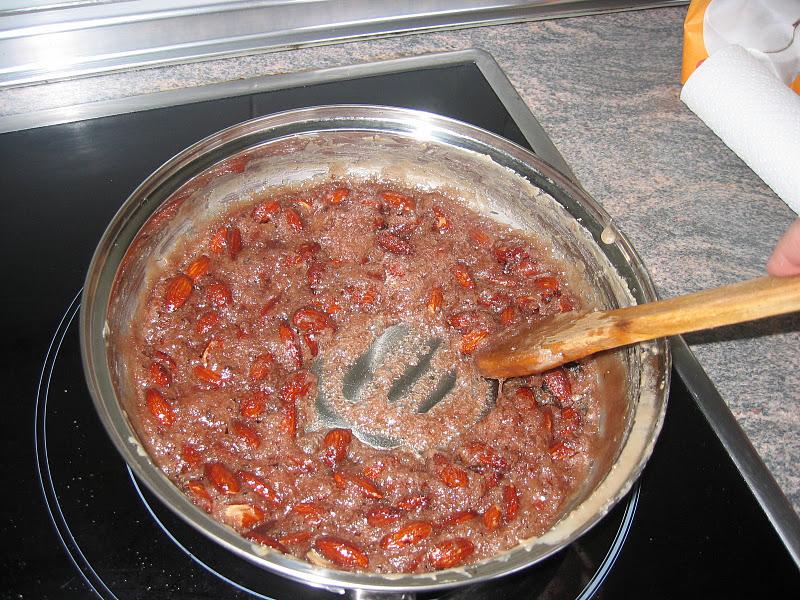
{"left": 499, "top": 305, "right": 516, "bottom": 325}
{"left": 427, "top": 538, "right": 475, "bottom": 569}
{"left": 149, "top": 362, "right": 172, "bottom": 387}
{"left": 164, "top": 274, "right": 193, "bottom": 312}
{"left": 195, "top": 310, "right": 219, "bottom": 335}
{"left": 232, "top": 420, "right": 261, "bottom": 448}
{"left": 463, "top": 442, "right": 508, "bottom": 472}
{"left": 277, "top": 375, "right": 307, "bottom": 436}
{"left": 477, "top": 290, "right": 512, "bottom": 312}
{"left": 185, "top": 255, "right": 211, "bottom": 280}
{"left": 427, "top": 287, "right": 443, "bottom": 316}
{"left": 549, "top": 440, "right": 576, "bottom": 460}
{"left": 209, "top": 227, "right": 228, "bottom": 253}
{"left": 385, "top": 262, "right": 405, "bottom": 278}
{"left": 281, "top": 401, "right": 297, "bottom": 437}
{"left": 296, "top": 241, "right": 321, "bottom": 262}
{"left": 145, "top": 388, "right": 174, "bottom": 427}
{"left": 253, "top": 200, "right": 281, "bottom": 223}
{"left": 542, "top": 409, "right": 553, "bottom": 434}
{"left": 187, "top": 479, "right": 212, "bottom": 511}
{"left": 193, "top": 364, "right": 222, "bottom": 387}
{"left": 468, "top": 228, "right": 491, "bottom": 247}
{"left": 226, "top": 227, "right": 242, "bottom": 259}
{"left": 306, "top": 262, "right": 326, "bottom": 288}
{"left": 314, "top": 536, "right": 369, "bottom": 570}
{"left": 321, "top": 428, "right": 352, "bottom": 468}
{"left": 516, "top": 259, "right": 544, "bottom": 277}
{"left": 380, "top": 190, "right": 416, "bottom": 213}
{"left": 291, "top": 502, "right": 325, "bottom": 524}
{"left": 534, "top": 276, "right": 560, "bottom": 292}
{"left": 440, "top": 510, "right": 478, "bottom": 528}
{"left": 247, "top": 531, "right": 288, "bottom": 553}
{"left": 362, "top": 462, "right": 386, "bottom": 479}
{"left": 223, "top": 503, "right": 265, "bottom": 530}
{"left": 379, "top": 521, "right": 433, "bottom": 550}
{"left": 249, "top": 353, "right": 274, "bottom": 381}
{"left": 292, "top": 307, "right": 330, "bottom": 333}
{"left": 240, "top": 391, "right": 269, "bottom": 419}
{"left": 453, "top": 263, "right": 475, "bottom": 289}
{"left": 561, "top": 407, "right": 578, "bottom": 420}
{"left": 325, "top": 187, "right": 351, "bottom": 205}
{"left": 514, "top": 386, "right": 535, "bottom": 408}
{"left": 559, "top": 294, "right": 576, "bottom": 313}
{"left": 278, "top": 372, "right": 310, "bottom": 404}
{"left": 439, "top": 465, "right": 469, "bottom": 488}
{"left": 205, "top": 282, "right": 233, "bottom": 307}
{"left": 260, "top": 294, "right": 281, "bottom": 317}
{"left": 302, "top": 333, "right": 319, "bottom": 358}
{"left": 376, "top": 231, "right": 413, "bottom": 255}
{"left": 181, "top": 443, "right": 204, "bottom": 467}
{"left": 493, "top": 244, "right": 529, "bottom": 267}
{"left": 205, "top": 462, "right": 240, "bottom": 494}
{"left": 200, "top": 339, "right": 223, "bottom": 367}
{"left": 483, "top": 504, "right": 502, "bottom": 531}
{"left": 355, "top": 286, "right": 377, "bottom": 306}
{"left": 333, "top": 472, "right": 383, "bottom": 499}
{"left": 460, "top": 327, "right": 490, "bottom": 355}
{"left": 502, "top": 484, "right": 520, "bottom": 522}
{"left": 284, "top": 207, "right": 304, "bottom": 232}
{"left": 446, "top": 310, "right": 478, "bottom": 332}
{"left": 238, "top": 470, "right": 281, "bottom": 506}
{"left": 279, "top": 322, "right": 303, "bottom": 370}
{"left": 482, "top": 470, "right": 503, "bottom": 495}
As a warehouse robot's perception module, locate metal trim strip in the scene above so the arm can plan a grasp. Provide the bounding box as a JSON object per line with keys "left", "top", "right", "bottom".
{"left": 0, "top": 0, "right": 687, "bottom": 88}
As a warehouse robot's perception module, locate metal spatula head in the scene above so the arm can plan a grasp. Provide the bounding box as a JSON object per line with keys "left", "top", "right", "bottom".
{"left": 312, "top": 323, "right": 497, "bottom": 452}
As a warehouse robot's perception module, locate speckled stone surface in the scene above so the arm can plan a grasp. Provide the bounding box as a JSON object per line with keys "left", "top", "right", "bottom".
{"left": 3, "top": 6, "right": 798, "bottom": 514}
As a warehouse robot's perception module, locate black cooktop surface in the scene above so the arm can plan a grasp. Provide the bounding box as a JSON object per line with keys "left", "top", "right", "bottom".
{"left": 2, "top": 50, "right": 798, "bottom": 598}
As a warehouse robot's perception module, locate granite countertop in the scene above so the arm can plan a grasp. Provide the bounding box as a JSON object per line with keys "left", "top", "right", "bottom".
{"left": 2, "top": 6, "right": 797, "bottom": 514}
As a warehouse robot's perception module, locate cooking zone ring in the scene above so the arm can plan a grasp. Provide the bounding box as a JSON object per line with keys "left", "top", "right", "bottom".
{"left": 80, "top": 105, "right": 670, "bottom": 593}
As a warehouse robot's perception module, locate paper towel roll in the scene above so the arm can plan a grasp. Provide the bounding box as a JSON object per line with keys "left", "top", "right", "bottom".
{"left": 681, "top": 44, "right": 800, "bottom": 214}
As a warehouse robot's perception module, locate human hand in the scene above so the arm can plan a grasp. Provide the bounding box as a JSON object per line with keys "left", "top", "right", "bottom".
{"left": 767, "top": 219, "right": 800, "bottom": 276}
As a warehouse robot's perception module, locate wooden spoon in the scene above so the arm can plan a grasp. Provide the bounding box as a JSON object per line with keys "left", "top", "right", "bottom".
{"left": 474, "top": 275, "right": 800, "bottom": 378}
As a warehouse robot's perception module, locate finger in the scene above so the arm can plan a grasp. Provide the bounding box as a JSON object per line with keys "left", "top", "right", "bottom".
{"left": 767, "top": 219, "right": 800, "bottom": 276}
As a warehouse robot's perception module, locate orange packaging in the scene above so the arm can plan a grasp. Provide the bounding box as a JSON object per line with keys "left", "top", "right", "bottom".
{"left": 681, "top": 0, "right": 800, "bottom": 93}
{"left": 680, "top": 0, "right": 712, "bottom": 84}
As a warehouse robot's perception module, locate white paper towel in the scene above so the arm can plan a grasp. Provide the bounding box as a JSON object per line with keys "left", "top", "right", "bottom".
{"left": 681, "top": 44, "right": 800, "bottom": 214}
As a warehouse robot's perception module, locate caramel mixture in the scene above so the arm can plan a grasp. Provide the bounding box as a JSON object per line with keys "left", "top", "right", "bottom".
{"left": 127, "top": 181, "right": 599, "bottom": 573}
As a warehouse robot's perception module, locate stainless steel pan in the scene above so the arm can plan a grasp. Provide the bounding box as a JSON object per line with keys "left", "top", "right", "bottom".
{"left": 81, "top": 105, "right": 669, "bottom": 594}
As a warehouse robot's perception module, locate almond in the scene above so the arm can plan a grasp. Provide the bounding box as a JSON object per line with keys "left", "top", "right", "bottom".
{"left": 185, "top": 255, "right": 211, "bottom": 280}
{"left": 379, "top": 521, "right": 433, "bottom": 550}
{"left": 314, "top": 536, "right": 369, "bottom": 570}
{"left": 164, "top": 274, "right": 193, "bottom": 312}
{"left": 427, "top": 538, "right": 475, "bottom": 569}
{"left": 145, "top": 388, "right": 174, "bottom": 427}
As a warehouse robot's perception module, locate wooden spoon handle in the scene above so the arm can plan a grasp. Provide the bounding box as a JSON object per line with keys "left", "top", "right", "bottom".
{"left": 475, "top": 275, "right": 800, "bottom": 378}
